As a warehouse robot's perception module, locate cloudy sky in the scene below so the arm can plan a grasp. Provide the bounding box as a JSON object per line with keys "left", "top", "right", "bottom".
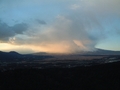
{"left": 0, "top": 0, "right": 120, "bottom": 54}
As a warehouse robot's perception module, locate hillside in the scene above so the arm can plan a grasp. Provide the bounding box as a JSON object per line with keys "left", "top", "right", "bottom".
{"left": 0, "top": 61, "right": 120, "bottom": 90}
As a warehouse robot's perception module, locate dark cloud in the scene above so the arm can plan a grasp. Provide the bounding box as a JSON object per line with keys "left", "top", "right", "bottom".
{"left": 0, "top": 21, "right": 28, "bottom": 42}
{"left": 12, "top": 23, "right": 28, "bottom": 34}
{"left": 36, "top": 19, "right": 46, "bottom": 25}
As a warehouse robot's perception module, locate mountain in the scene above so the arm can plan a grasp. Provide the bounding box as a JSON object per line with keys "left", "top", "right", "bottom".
{"left": 0, "top": 51, "right": 53, "bottom": 62}
{"left": 34, "top": 49, "right": 120, "bottom": 56}
{"left": 9, "top": 51, "right": 20, "bottom": 55}
{"left": 80, "top": 49, "right": 120, "bottom": 55}
{"left": 0, "top": 51, "right": 21, "bottom": 61}
{"left": 33, "top": 52, "right": 48, "bottom": 55}
{"left": 0, "top": 49, "right": 120, "bottom": 62}
{"left": 0, "top": 51, "right": 21, "bottom": 57}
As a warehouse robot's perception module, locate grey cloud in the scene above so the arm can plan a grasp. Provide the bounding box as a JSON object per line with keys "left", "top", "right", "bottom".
{"left": 36, "top": 19, "right": 46, "bottom": 25}
{"left": 12, "top": 14, "right": 100, "bottom": 53}
{"left": 0, "top": 21, "right": 28, "bottom": 42}
{"left": 12, "top": 23, "right": 28, "bottom": 34}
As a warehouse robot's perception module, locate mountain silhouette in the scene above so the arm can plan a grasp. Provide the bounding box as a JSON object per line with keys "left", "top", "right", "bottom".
{"left": 80, "top": 49, "right": 120, "bottom": 55}
{"left": 0, "top": 51, "right": 53, "bottom": 62}
{"left": 0, "top": 51, "right": 21, "bottom": 61}
{"left": 34, "top": 49, "right": 120, "bottom": 55}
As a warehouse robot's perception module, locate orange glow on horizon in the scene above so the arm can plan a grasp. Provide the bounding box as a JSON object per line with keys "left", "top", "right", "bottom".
{"left": 0, "top": 40, "right": 91, "bottom": 54}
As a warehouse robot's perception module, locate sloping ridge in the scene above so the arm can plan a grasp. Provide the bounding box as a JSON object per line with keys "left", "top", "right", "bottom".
{"left": 0, "top": 51, "right": 21, "bottom": 60}
{"left": 34, "top": 49, "right": 120, "bottom": 55}
{"left": 82, "top": 49, "right": 120, "bottom": 55}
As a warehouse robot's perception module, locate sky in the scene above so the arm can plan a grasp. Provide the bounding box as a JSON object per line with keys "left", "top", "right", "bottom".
{"left": 0, "top": 0, "right": 120, "bottom": 54}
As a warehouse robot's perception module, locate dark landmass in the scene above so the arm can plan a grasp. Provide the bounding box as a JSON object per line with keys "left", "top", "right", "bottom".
{"left": 1, "top": 49, "right": 120, "bottom": 62}
{"left": 0, "top": 50, "right": 120, "bottom": 70}
{"left": 0, "top": 50, "right": 120, "bottom": 90}
{"left": 0, "top": 51, "right": 53, "bottom": 62}
{"left": 84, "top": 49, "right": 120, "bottom": 55}
{"left": 35, "top": 48, "right": 120, "bottom": 55}
{"left": 0, "top": 61, "right": 120, "bottom": 90}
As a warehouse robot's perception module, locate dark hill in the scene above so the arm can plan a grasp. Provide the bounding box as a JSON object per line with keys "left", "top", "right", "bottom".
{"left": 0, "top": 51, "right": 21, "bottom": 61}
{"left": 9, "top": 51, "right": 20, "bottom": 55}
{"left": 0, "top": 51, "right": 53, "bottom": 62}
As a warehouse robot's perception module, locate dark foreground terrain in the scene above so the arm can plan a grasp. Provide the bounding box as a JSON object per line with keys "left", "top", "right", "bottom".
{"left": 0, "top": 61, "right": 120, "bottom": 90}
